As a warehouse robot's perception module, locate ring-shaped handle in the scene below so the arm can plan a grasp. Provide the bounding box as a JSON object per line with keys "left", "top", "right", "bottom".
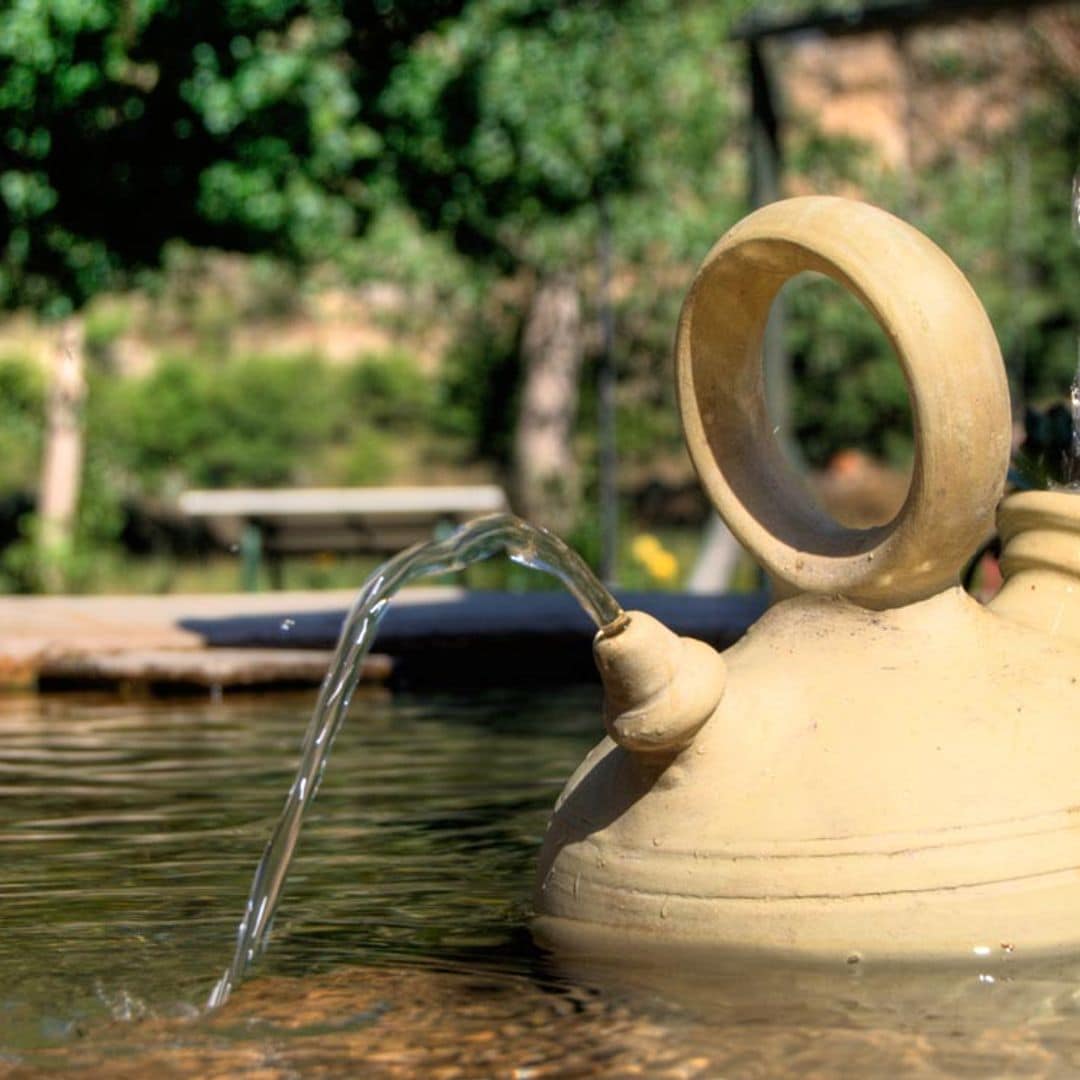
{"left": 676, "top": 196, "right": 1011, "bottom": 609}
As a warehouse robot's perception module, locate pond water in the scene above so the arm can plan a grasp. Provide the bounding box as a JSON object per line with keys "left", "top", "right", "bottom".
{"left": 5, "top": 687, "right": 1080, "bottom": 1077}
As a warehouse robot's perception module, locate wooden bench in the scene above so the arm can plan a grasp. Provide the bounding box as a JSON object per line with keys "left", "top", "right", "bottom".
{"left": 178, "top": 485, "right": 509, "bottom": 589}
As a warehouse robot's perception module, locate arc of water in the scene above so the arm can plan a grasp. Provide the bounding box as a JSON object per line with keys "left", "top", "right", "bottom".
{"left": 208, "top": 513, "right": 623, "bottom": 1008}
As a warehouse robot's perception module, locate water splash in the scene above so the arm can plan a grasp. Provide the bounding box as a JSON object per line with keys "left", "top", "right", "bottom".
{"left": 1070, "top": 172, "right": 1080, "bottom": 487}
{"left": 208, "top": 513, "right": 623, "bottom": 1008}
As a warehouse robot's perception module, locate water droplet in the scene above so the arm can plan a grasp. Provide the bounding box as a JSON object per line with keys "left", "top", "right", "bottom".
{"left": 652, "top": 836, "right": 662, "bottom": 847}
{"left": 973, "top": 945, "right": 992, "bottom": 957}
{"left": 573, "top": 873, "right": 581, "bottom": 899}
{"left": 280, "top": 618, "right": 295, "bottom": 632}
{"left": 978, "top": 973, "right": 996, "bottom": 984}
{"left": 228, "top": 543, "right": 239, "bottom": 554}
{"left": 660, "top": 897, "right": 671, "bottom": 919}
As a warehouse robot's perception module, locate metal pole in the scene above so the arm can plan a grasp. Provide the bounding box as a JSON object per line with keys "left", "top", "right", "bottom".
{"left": 240, "top": 521, "right": 263, "bottom": 593}
{"left": 748, "top": 38, "right": 792, "bottom": 458}
{"left": 1007, "top": 138, "right": 1032, "bottom": 422}
{"left": 690, "top": 37, "right": 789, "bottom": 594}
{"left": 597, "top": 197, "right": 618, "bottom": 586}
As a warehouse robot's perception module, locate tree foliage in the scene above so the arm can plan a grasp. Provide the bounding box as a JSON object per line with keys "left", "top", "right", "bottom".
{"left": 381, "top": 0, "right": 749, "bottom": 272}
{"left": 782, "top": 42, "right": 1080, "bottom": 468}
{"left": 92, "top": 350, "right": 438, "bottom": 494}
{"left": 1, "top": 0, "right": 1078, "bottom": 588}
{"left": 0, "top": 0, "right": 465, "bottom": 316}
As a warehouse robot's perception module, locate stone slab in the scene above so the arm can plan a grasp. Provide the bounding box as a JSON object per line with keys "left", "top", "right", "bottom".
{"left": 0, "top": 587, "right": 765, "bottom": 692}
{"left": 182, "top": 590, "right": 768, "bottom": 687}
{"left": 182, "top": 589, "right": 767, "bottom": 650}
{"left": 37, "top": 647, "right": 392, "bottom": 691}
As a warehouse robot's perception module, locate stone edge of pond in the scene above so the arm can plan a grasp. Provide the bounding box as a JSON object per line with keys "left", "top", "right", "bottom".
{"left": 0, "top": 588, "right": 766, "bottom": 694}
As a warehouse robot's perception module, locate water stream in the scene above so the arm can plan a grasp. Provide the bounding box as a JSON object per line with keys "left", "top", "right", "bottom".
{"left": 208, "top": 513, "right": 624, "bottom": 1007}
{"left": 1070, "top": 175, "right": 1080, "bottom": 487}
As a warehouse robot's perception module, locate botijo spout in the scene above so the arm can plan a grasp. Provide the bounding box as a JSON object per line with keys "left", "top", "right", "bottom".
{"left": 593, "top": 611, "right": 726, "bottom": 756}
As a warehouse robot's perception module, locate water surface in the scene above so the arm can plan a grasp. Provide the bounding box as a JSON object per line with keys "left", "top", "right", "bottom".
{"left": 5, "top": 689, "right": 1080, "bottom": 1076}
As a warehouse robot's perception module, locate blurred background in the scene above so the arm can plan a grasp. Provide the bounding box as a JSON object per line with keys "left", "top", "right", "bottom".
{"left": 0, "top": 0, "right": 1076, "bottom": 596}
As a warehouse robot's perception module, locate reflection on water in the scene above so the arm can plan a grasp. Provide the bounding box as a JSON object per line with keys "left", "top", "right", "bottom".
{"left": 0, "top": 690, "right": 595, "bottom": 1053}
{"left": 4, "top": 689, "right": 1080, "bottom": 1075}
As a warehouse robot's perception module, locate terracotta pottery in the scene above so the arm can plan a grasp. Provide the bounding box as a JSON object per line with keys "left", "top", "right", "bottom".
{"left": 535, "top": 195, "right": 1080, "bottom": 963}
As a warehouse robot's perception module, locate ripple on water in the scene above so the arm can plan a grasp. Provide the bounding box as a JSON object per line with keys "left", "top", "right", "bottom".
{"left": 5, "top": 688, "right": 1080, "bottom": 1076}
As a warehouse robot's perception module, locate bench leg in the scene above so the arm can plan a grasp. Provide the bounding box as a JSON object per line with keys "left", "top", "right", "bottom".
{"left": 240, "top": 522, "right": 263, "bottom": 592}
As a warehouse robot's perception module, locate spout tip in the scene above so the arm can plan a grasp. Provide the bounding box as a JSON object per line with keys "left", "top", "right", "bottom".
{"left": 594, "top": 611, "right": 726, "bottom": 755}
{"left": 596, "top": 610, "right": 631, "bottom": 639}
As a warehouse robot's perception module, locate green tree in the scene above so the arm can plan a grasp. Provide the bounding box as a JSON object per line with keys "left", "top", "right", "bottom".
{"left": 0, "top": 0, "right": 385, "bottom": 315}
{"left": 781, "top": 21, "right": 1080, "bottom": 470}
{"left": 0, "top": 0, "right": 461, "bottom": 587}
{"left": 379, "top": 0, "right": 750, "bottom": 530}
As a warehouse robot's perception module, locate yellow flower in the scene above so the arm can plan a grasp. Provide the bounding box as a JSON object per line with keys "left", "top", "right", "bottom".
{"left": 630, "top": 533, "right": 679, "bottom": 583}
{"left": 630, "top": 533, "right": 662, "bottom": 561}
{"left": 647, "top": 549, "right": 679, "bottom": 583}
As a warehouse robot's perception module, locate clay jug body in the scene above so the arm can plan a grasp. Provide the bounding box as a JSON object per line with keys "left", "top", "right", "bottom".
{"left": 535, "top": 197, "right": 1080, "bottom": 963}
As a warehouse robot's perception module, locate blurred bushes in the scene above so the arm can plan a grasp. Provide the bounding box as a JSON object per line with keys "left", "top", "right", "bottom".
{"left": 436, "top": 302, "right": 523, "bottom": 464}
{"left": 92, "top": 350, "right": 439, "bottom": 498}
{"left": 82, "top": 298, "right": 134, "bottom": 367}
{"left": 0, "top": 354, "right": 44, "bottom": 491}
{"left": 0, "top": 346, "right": 445, "bottom": 589}
{"left": 785, "top": 273, "right": 914, "bottom": 468}
{"left": 0, "top": 0, "right": 1075, "bottom": 592}
{"left": 98, "top": 354, "right": 338, "bottom": 491}
{"left": 341, "top": 351, "right": 435, "bottom": 429}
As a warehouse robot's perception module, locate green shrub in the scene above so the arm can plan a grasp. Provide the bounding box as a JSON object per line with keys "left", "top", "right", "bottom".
{"left": 784, "top": 272, "right": 913, "bottom": 468}
{"left": 96, "top": 353, "right": 346, "bottom": 494}
{"left": 343, "top": 351, "right": 434, "bottom": 429}
{"left": 343, "top": 424, "right": 393, "bottom": 484}
{"left": 83, "top": 298, "right": 134, "bottom": 367}
{"left": 437, "top": 308, "right": 521, "bottom": 462}
{"left": 91, "top": 348, "right": 445, "bottom": 500}
{"left": 0, "top": 354, "right": 45, "bottom": 493}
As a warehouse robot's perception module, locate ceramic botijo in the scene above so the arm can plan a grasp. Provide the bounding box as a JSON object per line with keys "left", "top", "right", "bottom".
{"left": 535, "top": 195, "right": 1080, "bottom": 963}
